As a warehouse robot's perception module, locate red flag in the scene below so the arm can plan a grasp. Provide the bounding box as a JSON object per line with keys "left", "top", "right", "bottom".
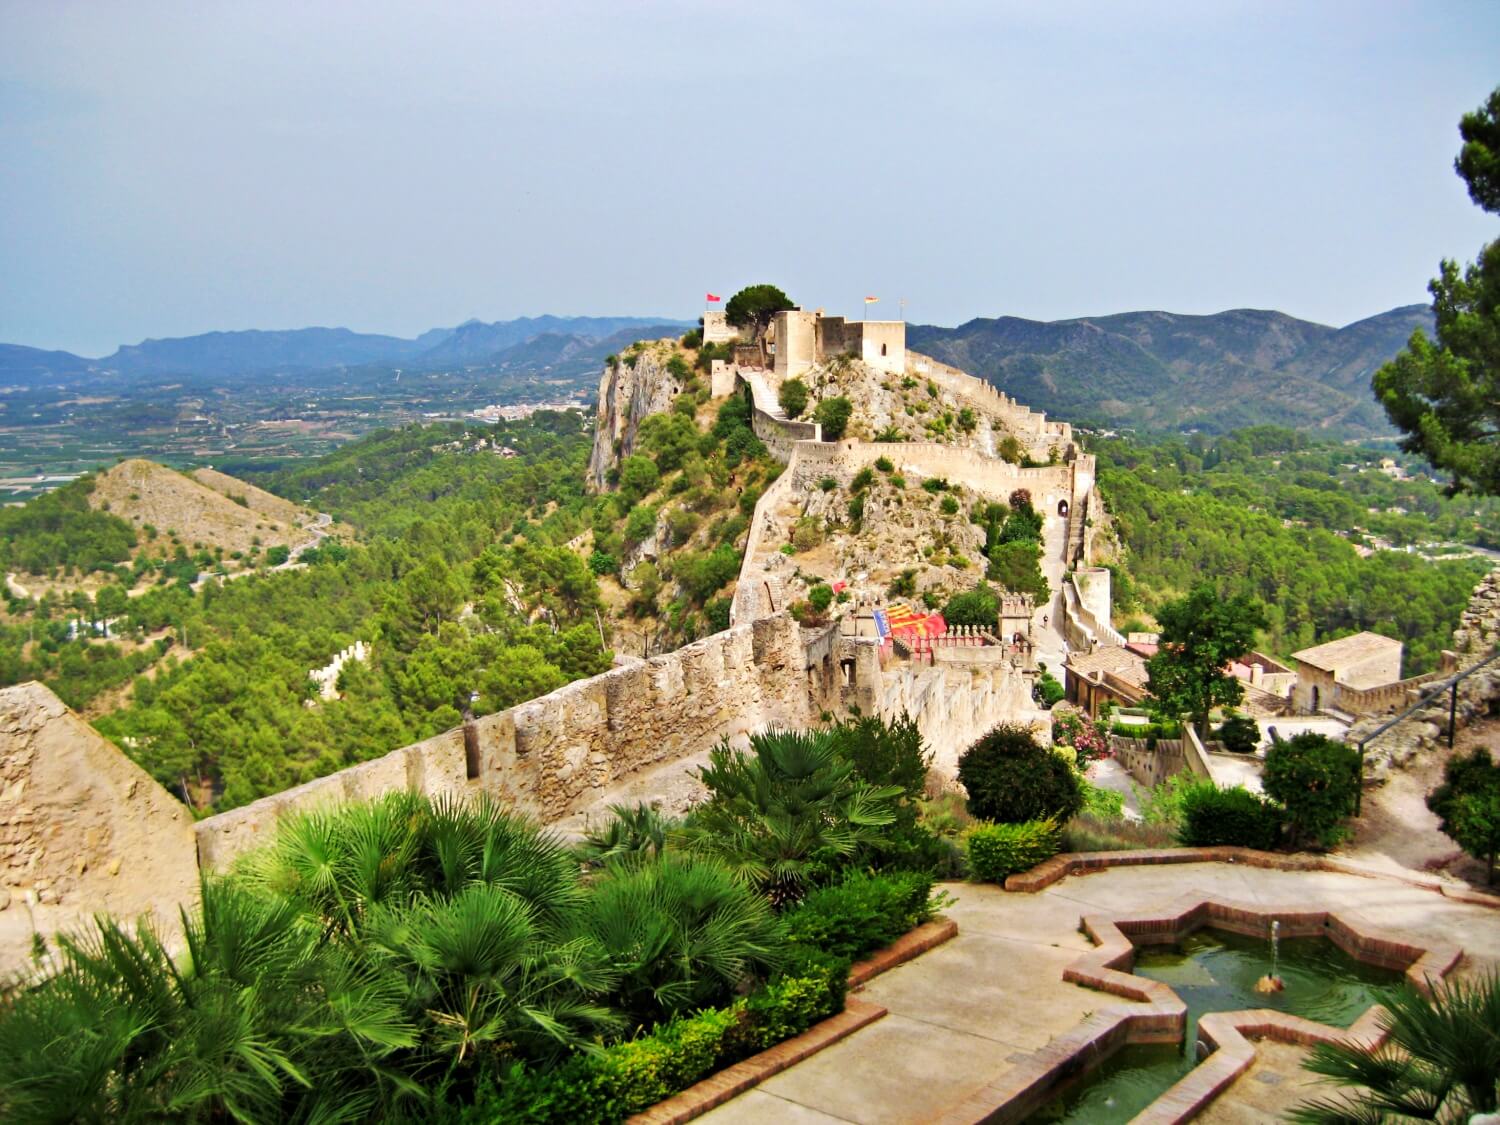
{"left": 706, "top": 293, "right": 721, "bottom": 302}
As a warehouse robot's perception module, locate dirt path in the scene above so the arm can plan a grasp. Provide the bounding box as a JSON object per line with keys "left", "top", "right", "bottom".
{"left": 1338, "top": 716, "right": 1498, "bottom": 889}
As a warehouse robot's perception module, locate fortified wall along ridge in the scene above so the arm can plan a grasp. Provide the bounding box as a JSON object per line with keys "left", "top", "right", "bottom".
{"left": 2, "top": 307, "right": 1112, "bottom": 970}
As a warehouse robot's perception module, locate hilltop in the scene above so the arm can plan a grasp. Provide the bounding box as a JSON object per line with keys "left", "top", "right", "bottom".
{"left": 89, "top": 459, "right": 319, "bottom": 561}
{"left": 908, "top": 304, "right": 1431, "bottom": 436}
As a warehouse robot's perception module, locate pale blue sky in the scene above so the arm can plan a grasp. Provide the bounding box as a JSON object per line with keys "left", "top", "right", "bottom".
{"left": 2, "top": 0, "right": 1498, "bottom": 356}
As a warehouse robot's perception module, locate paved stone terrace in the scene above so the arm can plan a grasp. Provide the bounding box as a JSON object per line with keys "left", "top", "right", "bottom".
{"left": 698, "top": 862, "right": 1500, "bottom": 1125}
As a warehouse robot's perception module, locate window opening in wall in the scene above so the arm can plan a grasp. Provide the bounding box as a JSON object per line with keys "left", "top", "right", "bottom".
{"left": 881, "top": 343, "right": 888, "bottom": 356}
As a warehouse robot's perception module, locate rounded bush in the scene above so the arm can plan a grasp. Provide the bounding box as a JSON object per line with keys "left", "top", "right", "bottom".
{"left": 957, "top": 724, "right": 1083, "bottom": 824}
{"left": 1215, "top": 713, "right": 1261, "bottom": 754}
{"left": 1176, "top": 784, "right": 1282, "bottom": 849}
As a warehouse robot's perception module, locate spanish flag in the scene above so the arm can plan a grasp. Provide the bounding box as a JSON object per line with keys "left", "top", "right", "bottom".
{"left": 864, "top": 296, "right": 879, "bottom": 304}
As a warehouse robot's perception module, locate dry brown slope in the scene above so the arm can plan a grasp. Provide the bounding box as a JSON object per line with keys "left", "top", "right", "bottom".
{"left": 89, "top": 459, "right": 308, "bottom": 557}
{"left": 190, "top": 466, "right": 308, "bottom": 526}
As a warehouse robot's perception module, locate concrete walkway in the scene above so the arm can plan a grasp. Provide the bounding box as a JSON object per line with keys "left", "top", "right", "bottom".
{"left": 700, "top": 862, "right": 1500, "bottom": 1125}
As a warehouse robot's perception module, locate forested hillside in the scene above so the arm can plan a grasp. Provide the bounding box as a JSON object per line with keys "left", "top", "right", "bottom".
{"left": 1094, "top": 426, "right": 1493, "bottom": 672}
{"left": 1, "top": 336, "right": 781, "bottom": 814}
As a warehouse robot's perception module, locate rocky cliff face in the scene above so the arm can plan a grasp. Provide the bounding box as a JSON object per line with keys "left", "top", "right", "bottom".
{"left": 587, "top": 342, "right": 687, "bottom": 490}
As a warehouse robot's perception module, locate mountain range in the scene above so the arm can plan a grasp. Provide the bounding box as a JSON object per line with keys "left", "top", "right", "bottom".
{"left": 908, "top": 304, "right": 1432, "bottom": 435}
{"left": 3, "top": 304, "right": 1433, "bottom": 435}
{"left": 0, "top": 316, "right": 690, "bottom": 385}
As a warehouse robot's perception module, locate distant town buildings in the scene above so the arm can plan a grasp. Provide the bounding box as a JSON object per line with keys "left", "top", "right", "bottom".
{"left": 468, "top": 401, "right": 586, "bottom": 423}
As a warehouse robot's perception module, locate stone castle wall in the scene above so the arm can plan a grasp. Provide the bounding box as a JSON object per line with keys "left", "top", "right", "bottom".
{"left": 0, "top": 683, "right": 201, "bottom": 971}
{"left": 0, "top": 616, "right": 813, "bottom": 970}
{"left": 195, "top": 613, "right": 810, "bottom": 871}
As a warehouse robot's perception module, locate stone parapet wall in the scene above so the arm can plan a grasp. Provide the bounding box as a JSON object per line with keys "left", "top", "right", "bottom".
{"left": 197, "top": 615, "right": 810, "bottom": 871}
{"left": 1059, "top": 573, "right": 1123, "bottom": 653}
{"left": 863, "top": 640, "right": 1047, "bottom": 777}
{"left": 1454, "top": 566, "right": 1500, "bottom": 655}
{"left": 906, "top": 349, "right": 1072, "bottom": 454}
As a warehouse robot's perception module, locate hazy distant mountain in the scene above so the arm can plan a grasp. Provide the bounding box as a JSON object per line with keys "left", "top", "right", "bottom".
{"left": 414, "top": 316, "right": 690, "bottom": 367}
{"left": 0, "top": 342, "right": 96, "bottom": 385}
{"left": 908, "top": 305, "right": 1433, "bottom": 435}
{"left": 104, "top": 327, "right": 437, "bottom": 376}
{"left": 480, "top": 324, "right": 686, "bottom": 378}
{"left": 60, "top": 315, "right": 692, "bottom": 378}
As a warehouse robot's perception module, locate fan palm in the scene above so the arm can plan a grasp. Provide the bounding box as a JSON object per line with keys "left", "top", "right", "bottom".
{"left": 581, "top": 853, "right": 784, "bottom": 1027}
{"left": 236, "top": 791, "right": 582, "bottom": 934}
{"left": 0, "top": 880, "right": 418, "bottom": 1124}
{"left": 576, "top": 802, "right": 675, "bottom": 868}
{"left": 1292, "top": 971, "right": 1500, "bottom": 1123}
{"left": 683, "top": 728, "right": 901, "bottom": 905}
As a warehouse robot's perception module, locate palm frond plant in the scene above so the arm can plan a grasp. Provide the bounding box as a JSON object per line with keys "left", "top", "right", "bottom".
{"left": 682, "top": 728, "right": 901, "bottom": 906}
{"left": 0, "top": 880, "right": 420, "bottom": 1124}
{"left": 581, "top": 853, "right": 784, "bottom": 1027}
{"left": 236, "top": 791, "right": 583, "bottom": 936}
{"left": 361, "top": 882, "right": 620, "bottom": 1075}
{"left": 576, "top": 802, "right": 675, "bottom": 868}
{"left": 1291, "top": 971, "right": 1500, "bottom": 1123}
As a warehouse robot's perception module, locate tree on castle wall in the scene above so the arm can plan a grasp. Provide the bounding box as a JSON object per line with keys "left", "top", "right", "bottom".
{"left": 724, "top": 284, "right": 794, "bottom": 339}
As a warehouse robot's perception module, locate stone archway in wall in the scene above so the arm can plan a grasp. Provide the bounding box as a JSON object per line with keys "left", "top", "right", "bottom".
{"left": 1057, "top": 499, "right": 1070, "bottom": 518}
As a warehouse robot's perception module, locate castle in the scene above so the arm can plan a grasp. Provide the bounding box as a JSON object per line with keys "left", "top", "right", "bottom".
{"left": 2, "top": 303, "right": 1115, "bottom": 971}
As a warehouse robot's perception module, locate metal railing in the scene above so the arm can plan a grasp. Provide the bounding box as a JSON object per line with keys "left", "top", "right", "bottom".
{"left": 1354, "top": 646, "right": 1500, "bottom": 814}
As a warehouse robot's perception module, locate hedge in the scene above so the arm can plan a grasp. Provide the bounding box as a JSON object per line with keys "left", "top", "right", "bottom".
{"left": 966, "top": 818, "right": 1061, "bottom": 882}
{"left": 465, "top": 954, "right": 850, "bottom": 1124}
{"left": 464, "top": 872, "right": 942, "bottom": 1123}
{"left": 782, "top": 871, "right": 940, "bottom": 961}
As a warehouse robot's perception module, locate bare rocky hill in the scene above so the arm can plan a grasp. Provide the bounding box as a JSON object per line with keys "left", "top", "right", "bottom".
{"left": 90, "top": 459, "right": 314, "bottom": 558}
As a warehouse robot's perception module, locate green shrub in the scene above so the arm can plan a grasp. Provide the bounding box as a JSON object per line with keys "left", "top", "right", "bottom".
{"left": 851, "top": 467, "right": 875, "bottom": 492}
{"left": 813, "top": 396, "right": 853, "bottom": 441}
{"left": 1109, "top": 719, "right": 1183, "bottom": 741}
{"left": 1263, "top": 732, "right": 1360, "bottom": 849}
{"left": 778, "top": 378, "right": 809, "bottom": 419}
{"left": 1138, "top": 773, "right": 1217, "bottom": 828}
{"left": 944, "top": 583, "right": 999, "bottom": 628}
{"left": 774, "top": 946, "right": 851, "bottom": 1021}
{"left": 966, "top": 818, "right": 1061, "bottom": 882}
{"left": 1036, "top": 672, "right": 1065, "bottom": 708}
{"left": 781, "top": 871, "right": 939, "bottom": 960}
{"left": 1081, "top": 781, "right": 1125, "bottom": 820}
{"left": 1215, "top": 712, "right": 1261, "bottom": 754}
{"left": 464, "top": 959, "right": 846, "bottom": 1125}
{"left": 680, "top": 328, "right": 703, "bottom": 349}
{"left": 847, "top": 493, "right": 866, "bottom": 524}
{"left": 807, "top": 583, "right": 833, "bottom": 612}
{"left": 703, "top": 596, "right": 732, "bottom": 632}
{"left": 958, "top": 724, "right": 1083, "bottom": 824}
{"left": 875, "top": 456, "right": 894, "bottom": 472}
{"left": 1177, "top": 785, "right": 1283, "bottom": 849}
{"left": 624, "top": 504, "right": 658, "bottom": 546}
{"left": 587, "top": 550, "right": 616, "bottom": 577}
{"left": 818, "top": 476, "right": 838, "bottom": 492}
{"left": 792, "top": 517, "right": 824, "bottom": 552}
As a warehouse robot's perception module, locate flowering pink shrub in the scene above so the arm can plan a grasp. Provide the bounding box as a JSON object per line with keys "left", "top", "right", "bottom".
{"left": 1053, "top": 710, "right": 1111, "bottom": 766}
